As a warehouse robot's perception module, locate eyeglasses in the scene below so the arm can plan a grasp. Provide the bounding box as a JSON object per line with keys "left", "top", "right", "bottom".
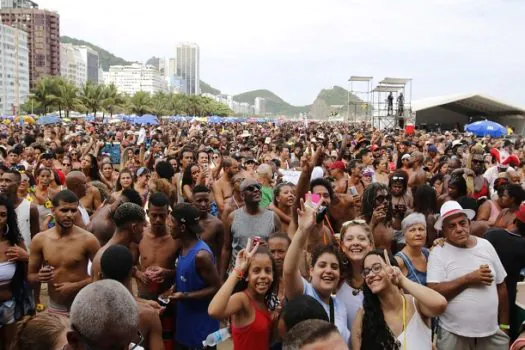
{"left": 362, "top": 262, "right": 384, "bottom": 278}
{"left": 375, "top": 195, "right": 391, "bottom": 203}
{"left": 63, "top": 163, "right": 71, "bottom": 167}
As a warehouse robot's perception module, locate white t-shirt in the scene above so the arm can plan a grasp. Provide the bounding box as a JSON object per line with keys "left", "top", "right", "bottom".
{"left": 302, "top": 277, "right": 351, "bottom": 343}
{"left": 336, "top": 282, "right": 363, "bottom": 332}
{"left": 427, "top": 237, "right": 506, "bottom": 337}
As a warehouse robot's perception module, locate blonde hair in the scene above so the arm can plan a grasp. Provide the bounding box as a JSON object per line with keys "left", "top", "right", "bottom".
{"left": 14, "top": 313, "right": 69, "bottom": 350}
{"left": 340, "top": 220, "right": 375, "bottom": 246}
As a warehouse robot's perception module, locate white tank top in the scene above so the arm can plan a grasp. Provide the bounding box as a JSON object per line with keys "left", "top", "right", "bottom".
{"left": 78, "top": 205, "right": 90, "bottom": 226}
{"left": 15, "top": 199, "right": 31, "bottom": 253}
{"left": 397, "top": 296, "right": 432, "bottom": 349}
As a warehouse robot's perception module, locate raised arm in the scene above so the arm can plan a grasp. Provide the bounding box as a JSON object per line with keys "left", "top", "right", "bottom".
{"left": 208, "top": 245, "right": 257, "bottom": 320}
{"left": 283, "top": 199, "right": 319, "bottom": 301}
{"left": 400, "top": 274, "right": 447, "bottom": 318}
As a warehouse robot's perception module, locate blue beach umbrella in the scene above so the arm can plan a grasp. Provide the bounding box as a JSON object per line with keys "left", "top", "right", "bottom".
{"left": 465, "top": 120, "right": 507, "bottom": 137}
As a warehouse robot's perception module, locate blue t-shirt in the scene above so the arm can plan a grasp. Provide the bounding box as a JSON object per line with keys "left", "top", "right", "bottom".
{"left": 175, "top": 240, "right": 219, "bottom": 347}
{"left": 302, "top": 277, "right": 350, "bottom": 343}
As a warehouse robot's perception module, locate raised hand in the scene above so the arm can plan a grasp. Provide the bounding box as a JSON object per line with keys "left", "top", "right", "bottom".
{"left": 384, "top": 249, "right": 403, "bottom": 287}
{"left": 297, "top": 196, "right": 321, "bottom": 231}
{"left": 235, "top": 242, "right": 260, "bottom": 273}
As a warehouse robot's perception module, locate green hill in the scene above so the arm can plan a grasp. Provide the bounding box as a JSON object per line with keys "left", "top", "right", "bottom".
{"left": 234, "top": 89, "right": 309, "bottom": 115}
{"left": 60, "top": 36, "right": 132, "bottom": 70}
{"left": 200, "top": 81, "right": 221, "bottom": 95}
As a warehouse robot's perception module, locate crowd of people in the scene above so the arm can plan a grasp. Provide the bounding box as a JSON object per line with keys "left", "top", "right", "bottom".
{"left": 0, "top": 119, "right": 524, "bottom": 349}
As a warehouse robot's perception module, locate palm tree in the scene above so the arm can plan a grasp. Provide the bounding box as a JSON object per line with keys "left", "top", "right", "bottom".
{"left": 55, "top": 81, "right": 80, "bottom": 118}
{"left": 31, "top": 77, "right": 56, "bottom": 114}
{"left": 102, "top": 84, "right": 126, "bottom": 117}
{"left": 79, "top": 82, "right": 104, "bottom": 117}
{"left": 127, "top": 91, "right": 152, "bottom": 116}
{"left": 150, "top": 91, "right": 168, "bottom": 117}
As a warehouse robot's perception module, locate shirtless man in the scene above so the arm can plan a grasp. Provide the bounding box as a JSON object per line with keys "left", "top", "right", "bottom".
{"left": 174, "top": 147, "right": 194, "bottom": 202}
{"left": 192, "top": 185, "right": 224, "bottom": 267}
{"left": 221, "top": 173, "right": 245, "bottom": 222}
{"left": 328, "top": 160, "right": 348, "bottom": 194}
{"left": 136, "top": 192, "right": 180, "bottom": 300}
{"left": 79, "top": 180, "right": 102, "bottom": 217}
{"left": 408, "top": 151, "right": 426, "bottom": 189}
{"left": 28, "top": 190, "right": 100, "bottom": 315}
{"left": 100, "top": 245, "right": 164, "bottom": 350}
{"left": 212, "top": 157, "right": 239, "bottom": 213}
{"left": 65, "top": 171, "right": 95, "bottom": 228}
{"left": 87, "top": 188, "right": 144, "bottom": 245}
{"left": 91, "top": 202, "right": 146, "bottom": 281}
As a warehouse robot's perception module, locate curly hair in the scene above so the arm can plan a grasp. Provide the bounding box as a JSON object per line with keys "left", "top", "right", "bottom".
{"left": 233, "top": 246, "right": 280, "bottom": 311}
{"left": 84, "top": 154, "right": 101, "bottom": 182}
{"left": 361, "top": 183, "right": 392, "bottom": 224}
{"left": 361, "top": 249, "right": 401, "bottom": 350}
{"left": 113, "top": 202, "right": 145, "bottom": 228}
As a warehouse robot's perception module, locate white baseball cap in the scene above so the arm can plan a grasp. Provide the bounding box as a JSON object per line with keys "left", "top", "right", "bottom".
{"left": 434, "top": 201, "right": 475, "bottom": 230}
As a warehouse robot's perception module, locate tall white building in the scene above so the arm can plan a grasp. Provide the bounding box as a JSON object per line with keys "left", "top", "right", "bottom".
{"left": 60, "top": 43, "right": 87, "bottom": 87}
{"left": 1, "top": 0, "right": 37, "bottom": 8}
{"left": 255, "top": 97, "right": 266, "bottom": 115}
{"left": 104, "top": 64, "right": 168, "bottom": 95}
{"left": 176, "top": 42, "right": 199, "bottom": 95}
{"left": 0, "top": 22, "right": 29, "bottom": 115}
{"left": 77, "top": 46, "right": 99, "bottom": 84}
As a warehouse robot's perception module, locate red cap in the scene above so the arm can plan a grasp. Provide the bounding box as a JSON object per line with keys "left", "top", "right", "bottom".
{"left": 516, "top": 203, "right": 525, "bottom": 224}
{"left": 329, "top": 160, "right": 345, "bottom": 171}
{"left": 503, "top": 155, "right": 520, "bottom": 167}
{"left": 370, "top": 144, "right": 379, "bottom": 151}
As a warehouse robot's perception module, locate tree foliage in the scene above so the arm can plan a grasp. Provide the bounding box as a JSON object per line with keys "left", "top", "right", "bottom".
{"left": 21, "top": 76, "right": 234, "bottom": 117}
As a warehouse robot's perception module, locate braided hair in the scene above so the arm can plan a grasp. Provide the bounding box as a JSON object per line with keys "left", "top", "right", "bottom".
{"left": 361, "top": 183, "right": 393, "bottom": 224}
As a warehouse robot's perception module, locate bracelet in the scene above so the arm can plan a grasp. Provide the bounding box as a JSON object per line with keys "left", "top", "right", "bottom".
{"left": 232, "top": 268, "right": 244, "bottom": 280}
{"left": 499, "top": 324, "right": 510, "bottom": 330}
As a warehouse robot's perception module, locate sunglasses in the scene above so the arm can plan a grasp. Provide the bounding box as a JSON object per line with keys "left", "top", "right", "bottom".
{"left": 391, "top": 176, "right": 405, "bottom": 181}
{"left": 63, "top": 163, "right": 71, "bottom": 167}
{"left": 243, "top": 185, "right": 261, "bottom": 192}
{"left": 375, "top": 195, "right": 391, "bottom": 203}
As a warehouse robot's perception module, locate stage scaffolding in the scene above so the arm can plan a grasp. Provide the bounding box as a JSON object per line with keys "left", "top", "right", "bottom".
{"left": 347, "top": 76, "right": 373, "bottom": 123}
{"left": 372, "top": 77, "right": 413, "bottom": 130}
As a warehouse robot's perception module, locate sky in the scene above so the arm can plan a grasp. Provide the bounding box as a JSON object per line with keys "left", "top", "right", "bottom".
{"left": 38, "top": 0, "right": 525, "bottom": 107}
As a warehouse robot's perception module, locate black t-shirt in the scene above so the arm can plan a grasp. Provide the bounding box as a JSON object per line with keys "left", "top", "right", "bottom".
{"left": 485, "top": 228, "right": 525, "bottom": 337}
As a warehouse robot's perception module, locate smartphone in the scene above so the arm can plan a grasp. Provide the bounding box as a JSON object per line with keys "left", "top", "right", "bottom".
{"left": 43, "top": 260, "right": 49, "bottom": 268}
{"left": 349, "top": 186, "right": 358, "bottom": 196}
{"left": 316, "top": 206, "right": 328, "bottom": 224}
{"left": 310, "top": 193, "right": 321, "bottom": 204}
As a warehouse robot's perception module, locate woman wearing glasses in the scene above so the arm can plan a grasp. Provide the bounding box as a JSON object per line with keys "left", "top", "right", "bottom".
{"left": 336, "top": 220, "right": 374, "bottom": 332}
{"left": 351, "top": 249, "right": 447, "bottom": 350}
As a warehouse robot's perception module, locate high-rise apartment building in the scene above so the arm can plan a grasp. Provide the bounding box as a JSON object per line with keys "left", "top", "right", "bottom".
{"left": 255, "top": 97, "right": 266, "bottom": 116}
{"left": 0, "top": 6, "right": 60, "bottom": 89}
{"left": 1, "top": 0, "right": 37, "bottom": 8}
{"left": 60, "top": 43, "right": 87, "bottom": 87}
{"left": 77, "top": 46, "right": 99, "bottom": 84}
{"left": 0, "top": 22, "right": 29, "bottom": 115}
{"left": 176, "top": 42, "right": 199, "bottom": 95}
{"left": 104, "top": 64, "right": 168, "bottom": 96}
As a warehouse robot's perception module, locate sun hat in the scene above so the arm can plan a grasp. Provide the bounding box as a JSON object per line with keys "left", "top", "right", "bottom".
{"left": 434, "top": 200, "right": 475, "bottom": 230}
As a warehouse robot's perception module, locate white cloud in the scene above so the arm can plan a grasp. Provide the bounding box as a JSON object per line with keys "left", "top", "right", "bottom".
{"left": 38, "top": 0, "right": 525, "bottom": 106}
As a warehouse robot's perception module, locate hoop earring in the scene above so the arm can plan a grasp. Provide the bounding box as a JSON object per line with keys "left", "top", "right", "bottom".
{"left": 3, "top": 224, "right": 9, "bottom": 236}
